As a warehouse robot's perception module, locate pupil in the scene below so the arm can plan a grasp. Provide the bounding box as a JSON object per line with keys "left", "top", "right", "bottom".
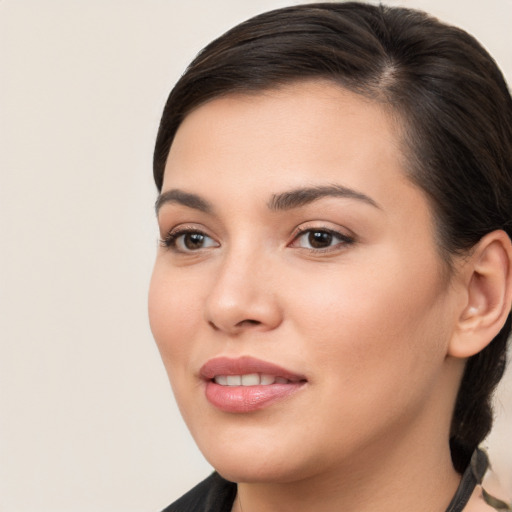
{"left": 309, "top": 231, "right": 332, "bottom": 248}
{"left": 185, "top": 233, "right": 204, "bottom": 250}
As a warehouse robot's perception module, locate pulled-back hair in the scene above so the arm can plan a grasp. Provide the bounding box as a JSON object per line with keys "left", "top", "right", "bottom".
{"left": 153, "top": 2, "right": 512, "bottom": 473}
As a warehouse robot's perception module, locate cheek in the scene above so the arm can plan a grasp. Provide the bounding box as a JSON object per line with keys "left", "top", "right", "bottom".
{"left": 290, "top": 253, "right": 449, "bottom": 386}
{"left": 148, "top": 264, "right": 201, "bottom": 368}
{"left": 285, "top": 264, "right": 452, "bottom": 453}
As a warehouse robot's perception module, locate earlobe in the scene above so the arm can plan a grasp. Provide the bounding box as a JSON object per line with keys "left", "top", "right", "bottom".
{"left": 448, "top": 230, "right": 512, "bottom": 359}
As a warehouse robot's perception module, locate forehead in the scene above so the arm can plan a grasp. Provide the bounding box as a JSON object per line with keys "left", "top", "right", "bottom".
{"left": 163, "top": 81, "right": 407, "bottom": 199}
{"left": 173, "top": 80, "right": 399, "bottom": 144}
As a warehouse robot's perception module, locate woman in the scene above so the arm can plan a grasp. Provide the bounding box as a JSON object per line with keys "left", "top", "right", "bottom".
{"left": 148, "top": 2, "right": 512, "bottom": 511}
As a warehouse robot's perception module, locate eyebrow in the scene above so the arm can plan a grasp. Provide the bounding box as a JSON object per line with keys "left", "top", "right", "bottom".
{"left": 155, "top": 189, "right": 214, "bottom": 214}
{"left": 268, "top": 185, "right": 380, "bottom": 211}
{"left": 155, "top": 184, "right": 380, "bottom": 216}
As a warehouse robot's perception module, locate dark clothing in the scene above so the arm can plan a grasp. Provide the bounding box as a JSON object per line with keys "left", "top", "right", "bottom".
{"left": 162, "top": 449, "right": 489, "bottom": 512}
{"left": 161, "top": 472, "right": 236, "bottom": 512}
{"left": 445, "top": 448, "right": 488, "bottom": 512}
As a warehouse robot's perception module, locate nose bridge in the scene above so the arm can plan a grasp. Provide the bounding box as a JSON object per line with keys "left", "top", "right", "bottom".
{"left": 204, "top": 238, "right": 281, "bottom": 334}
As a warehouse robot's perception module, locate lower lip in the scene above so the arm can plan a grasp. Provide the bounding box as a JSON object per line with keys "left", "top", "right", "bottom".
{"left": 205, "top": 381, "right": 305, "bottom": 413}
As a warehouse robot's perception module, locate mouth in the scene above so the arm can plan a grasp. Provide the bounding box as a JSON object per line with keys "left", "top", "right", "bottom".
{"left": 200, "top": 356, "right": 307, "bottom": 413}
{"left": 213, "top": 374, "right": 297, "bottom": 386}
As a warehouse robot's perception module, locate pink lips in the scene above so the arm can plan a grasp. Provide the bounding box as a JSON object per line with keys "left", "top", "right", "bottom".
{"left": 200, "top": 356, "right": 307, "bottom": 413}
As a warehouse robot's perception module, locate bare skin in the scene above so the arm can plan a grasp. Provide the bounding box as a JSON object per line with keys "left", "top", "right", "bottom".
{"left": 150, "top": 81, "right": 512, "bottom": 512}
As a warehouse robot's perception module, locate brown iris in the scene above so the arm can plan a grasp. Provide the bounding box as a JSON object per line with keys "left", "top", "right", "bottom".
{"left": 308, "top": 231, "right": 333, "bottom": 249}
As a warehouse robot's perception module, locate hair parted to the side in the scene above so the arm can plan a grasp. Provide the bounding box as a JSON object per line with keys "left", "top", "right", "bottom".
{"left": 153, "top": 2, "right": 512, "bottom": 473}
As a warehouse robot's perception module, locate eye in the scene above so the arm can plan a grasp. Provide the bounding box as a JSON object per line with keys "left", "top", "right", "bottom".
{"left": 290, "top": 228, "right": 354, "bottom": 251}
{"left": 160, "top": 229, "right": 219, "bottom": 252}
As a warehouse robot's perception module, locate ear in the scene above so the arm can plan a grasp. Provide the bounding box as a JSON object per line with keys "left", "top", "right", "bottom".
{"left": 448, "top": 230, "right": 512, "bottom": 359}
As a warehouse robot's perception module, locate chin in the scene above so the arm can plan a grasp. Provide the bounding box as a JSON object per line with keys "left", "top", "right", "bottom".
{"left": 193, "top": 430, "right": 326, "bottom": 484}
{"left": 212, "top": 457, "right": 306, "bottom": 485}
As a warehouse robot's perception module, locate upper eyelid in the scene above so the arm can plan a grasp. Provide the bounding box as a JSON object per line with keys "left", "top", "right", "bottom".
{"left": 291, "top": 227, "right": 354, "bottom": 242}
{"left": 293, "top": 225, "right": 347, "bottom": 235}
{"left": 160, "top": 222, "right": 213, "bottom": 237}
{"left": 290, "top": 221, "right": 355, "bottom": 238}
{"left": 160, "top": 224, "right": 216, "bottom": 240}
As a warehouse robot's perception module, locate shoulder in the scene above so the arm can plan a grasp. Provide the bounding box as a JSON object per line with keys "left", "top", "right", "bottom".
{"left": 160, "top": 472, "right": 237, "bottom": 512}
{"left": 463, "top": 449, "right": 511, "bottom": 512}
{"left": 464, "top": 487, "right": 509, "bottom": 512}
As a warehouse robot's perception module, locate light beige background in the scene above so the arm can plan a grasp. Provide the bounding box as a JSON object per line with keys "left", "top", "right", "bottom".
{"left": 1, "top": 1, "right": 511, "bottom": 511}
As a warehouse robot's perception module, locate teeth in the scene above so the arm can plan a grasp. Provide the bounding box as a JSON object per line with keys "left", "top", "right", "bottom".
{"left": 241, "top": 373, "right": 260, "bottom": 386}
{"left": 226, "top": 375, "right": 241, "bottom": 386}
{"left": 215, "top": 375, "right": 228, "bottom": 386}
{"left": 213, "top": 374, "right": 291, "bottom": 386}
{"left": 260, "top": 374, "right": 275, "bottom": 385}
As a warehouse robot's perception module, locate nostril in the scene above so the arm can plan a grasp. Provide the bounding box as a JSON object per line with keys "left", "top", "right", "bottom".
{"left": 207, "top": 318, "right": 264, "bottom": 334}
{"left": 236, "top": 319, "right": 261, "bottom": 328}
{"left": 208, "top": 320, "right": 220, "bottom": 331}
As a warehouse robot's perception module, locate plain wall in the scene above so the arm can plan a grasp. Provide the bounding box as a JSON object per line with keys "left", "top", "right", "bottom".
{"left": 1, "top": 1, "right": 511, "bottom": 511}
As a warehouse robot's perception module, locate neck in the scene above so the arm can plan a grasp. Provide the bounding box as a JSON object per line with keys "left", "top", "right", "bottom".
{"left": 234, "top": 430, "right": 461, "bottom": 512}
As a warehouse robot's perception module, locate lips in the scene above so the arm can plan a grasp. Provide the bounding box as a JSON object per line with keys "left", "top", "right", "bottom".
{"left": 200, "top": 356, "right": 307, "bottom": 413}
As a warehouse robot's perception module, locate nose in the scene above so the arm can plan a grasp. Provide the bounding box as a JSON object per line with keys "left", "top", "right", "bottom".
{"left": 204, "top": 250, "right": 283, "bottom": 335}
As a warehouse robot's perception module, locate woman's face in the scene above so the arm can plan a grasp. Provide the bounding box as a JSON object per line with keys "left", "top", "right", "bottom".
{"left": 149, "top": 82, "right": 463, "bottom": 483}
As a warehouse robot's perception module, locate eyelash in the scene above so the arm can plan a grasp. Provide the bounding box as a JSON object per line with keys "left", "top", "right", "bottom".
{"left": 159, "top": 226, "right": 355, "bottom": 254}
{"left": 290, "top": 227, "right": 355, "bottom": 253}
{"left": 159, "top": 227, "right": 218, "bottom": 252}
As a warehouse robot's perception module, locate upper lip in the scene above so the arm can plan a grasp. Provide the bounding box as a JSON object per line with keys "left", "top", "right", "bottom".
{"left": 200, "top": 356, "right": 307, "bottom": 382}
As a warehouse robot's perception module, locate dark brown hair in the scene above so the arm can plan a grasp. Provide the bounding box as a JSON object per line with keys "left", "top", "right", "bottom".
{"left": 153, "top": 2, "right": 512, "bottom": 473}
